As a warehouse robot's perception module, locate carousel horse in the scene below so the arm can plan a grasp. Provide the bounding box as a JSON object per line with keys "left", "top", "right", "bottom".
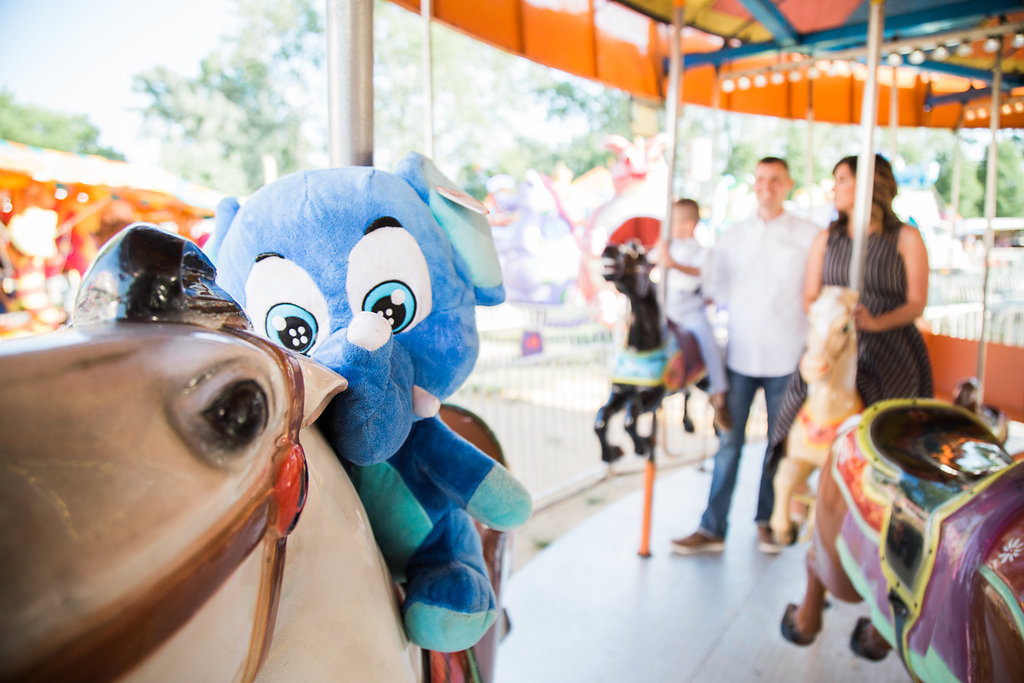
{"left": 780, "top": 398, "right": 1024, "bottom": 681}
{"left": 594, "top": 240, "right": 705, "bottom": 463}
{"left": 0, "top": 225, "right": 505, "bottom": 682}
{"left": 770, "top": 286, "right": 863, "bottom": 545}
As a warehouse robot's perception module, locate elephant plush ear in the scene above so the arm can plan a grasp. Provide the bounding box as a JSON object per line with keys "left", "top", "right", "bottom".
{"left": 204, "top": 196, "right": 242, "bottom": 262}
{"left": 395, "top": 152, "right": 505, "bottom": 306}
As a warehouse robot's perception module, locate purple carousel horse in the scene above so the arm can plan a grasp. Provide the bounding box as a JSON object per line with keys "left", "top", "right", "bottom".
{"left": 781, "top": 398, "right": 1024, "bottom": 681}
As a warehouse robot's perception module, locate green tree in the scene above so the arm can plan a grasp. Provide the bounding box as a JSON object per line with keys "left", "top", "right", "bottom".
{"left": 526, "top": 78, "right": 632, "bottom": 176}
{"left": 133, "top": 0, "right": 323, "bottom": 195}
{"left": 128, "top": 0, "right": 646, "bottom": 196}
{"left": 934, "top": 149, "right": 985, "bottom": 218}
{"left": 373, "top": 0, "right": 631, "bottom": 186}
{"left": 978, "top": 139, "right": 1024, "bottom": 218}
{"left": 0, "top": 89, "right": 124, "bottom": 159}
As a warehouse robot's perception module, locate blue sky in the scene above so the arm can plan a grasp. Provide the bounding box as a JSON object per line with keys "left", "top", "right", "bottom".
{"left": 0, "top": 0, "right": 236, "bottom": 163}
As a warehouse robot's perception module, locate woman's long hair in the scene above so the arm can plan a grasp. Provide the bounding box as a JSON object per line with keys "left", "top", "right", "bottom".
{"left": 829, "top": 154, "right": 902, "bottom": 239}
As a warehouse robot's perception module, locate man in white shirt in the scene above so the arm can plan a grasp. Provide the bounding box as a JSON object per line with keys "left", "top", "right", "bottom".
{"left": 671, "top": 157, "right": 822, "bottom": 556}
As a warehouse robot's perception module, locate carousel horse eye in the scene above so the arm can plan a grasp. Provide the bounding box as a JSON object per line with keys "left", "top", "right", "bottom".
{"left": 362, "top": 280, "right": 416, "bottom": 333}
{"left": 202, "top": 380, "right": 269, "bottom": 450}
{"left": 265, "top": 303, "right": 319, "bottom": 355}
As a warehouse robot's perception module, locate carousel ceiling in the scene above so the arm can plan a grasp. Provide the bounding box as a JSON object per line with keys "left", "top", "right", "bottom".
{"left": 391, "top": 0, "right": 1024, "bottom": 128}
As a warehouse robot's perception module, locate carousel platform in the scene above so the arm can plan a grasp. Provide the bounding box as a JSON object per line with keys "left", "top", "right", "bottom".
{"left": 495, "top": 441, "right": 911, "bottom": 682}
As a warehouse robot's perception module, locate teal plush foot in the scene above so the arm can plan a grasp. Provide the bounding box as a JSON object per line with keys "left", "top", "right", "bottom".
{"left": 404, "top": 602, "right": 496, "bottom": 652}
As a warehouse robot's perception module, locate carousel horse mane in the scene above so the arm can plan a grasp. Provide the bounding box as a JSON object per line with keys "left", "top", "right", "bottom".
{"left": 770, "top": 285, "right": 862, "bottom": 545}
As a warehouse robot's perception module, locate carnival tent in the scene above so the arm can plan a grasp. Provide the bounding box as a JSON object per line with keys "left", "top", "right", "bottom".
{"left": 0, "top": 138, "right": 222, "bottom": 237}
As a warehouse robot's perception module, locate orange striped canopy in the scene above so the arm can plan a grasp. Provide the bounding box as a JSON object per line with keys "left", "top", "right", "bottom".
{"left": 391, "top": 0, "right": 1024, "bottom": 129}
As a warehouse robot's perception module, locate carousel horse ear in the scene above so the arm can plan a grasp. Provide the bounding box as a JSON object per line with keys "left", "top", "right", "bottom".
{"left": 293, "top": 353, "right": 347, "bottom": 428}
{"left": 72, "top": 223, "right": 251, "bottom": 331}
{"left": 394, "top": 152, "right": 505, "bottom": 305}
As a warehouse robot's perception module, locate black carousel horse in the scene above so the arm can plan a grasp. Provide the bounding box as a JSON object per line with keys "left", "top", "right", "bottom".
{"left": 594, "top": 240, "right": 706, "bottom": 463}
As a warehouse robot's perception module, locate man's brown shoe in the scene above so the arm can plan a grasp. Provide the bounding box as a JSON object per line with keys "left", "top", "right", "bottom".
{"left": 670, "top": 530, "right": 725, "bottom": 555}
{"left": 710, "top": 393, "right": 733, "bottom": 432}
{"left": 757, "top": 525, "right": 783, "bottom": 555}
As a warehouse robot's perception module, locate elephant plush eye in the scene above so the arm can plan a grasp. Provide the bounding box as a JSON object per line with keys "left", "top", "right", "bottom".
{"left": 244, "top": 255, "right": 330, "bottom": 356}
{"left": 346, "top": 225, "right": 432, "bottom": 335}
{"left": 265, "top": 302, "right": 319, "bottom": 354}
{"left": 363, "top": 280, "right": 417, "bottom": 333}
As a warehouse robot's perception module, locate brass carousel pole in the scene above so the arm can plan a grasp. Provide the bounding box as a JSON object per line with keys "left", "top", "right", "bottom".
{"left": 976, "top": 51, "right": 1002, "bottom": 410}
{"left": 849, "top": 0, "right": 885, "bottom": 294}
{"left": 642, "top": 0, "right": 684, "bottom": 559}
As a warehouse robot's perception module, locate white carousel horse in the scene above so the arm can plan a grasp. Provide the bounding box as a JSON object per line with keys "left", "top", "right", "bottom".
{"left": 770, "top": 286, "right": 863, "bottom": 545}
{"left": 1, "top": 226, "right": 501, "bottom": 682}
{"left": 0, "top": 321, "right": 429, "bottom": 682}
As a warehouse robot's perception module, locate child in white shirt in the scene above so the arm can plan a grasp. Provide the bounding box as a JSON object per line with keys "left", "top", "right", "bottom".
{"left": 660, "top": 198, "right": 731, "bottom": 430}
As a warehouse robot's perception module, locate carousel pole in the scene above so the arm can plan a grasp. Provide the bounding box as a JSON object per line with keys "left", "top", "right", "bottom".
{"left": 658, "top": 1, "right": 684, "bottom": 325}
{"left": 326, "top": 0, "right": 374, "bottom": 167}
{"left": 849, "top": 0, "right": 885, "bottom": 294}
{"left": 710, "top": 67, "right": 721, "bottom": 216}
{"left": 422, "top": 0, "right": 434, "bottom": 158}
{"left": 950, "top": 123, "right": 962, "bottom": 269}
{"left": 642, "top": 0, "right": 684, "bottom": 559}
{"left": 976, "top": 51, "right": 1002, "bottom": 410}
{"left": 806, "top": 82, "right": 815, "bottom": 220}
{"left": 889, "top": 65, "right": 899, "bottom": 162}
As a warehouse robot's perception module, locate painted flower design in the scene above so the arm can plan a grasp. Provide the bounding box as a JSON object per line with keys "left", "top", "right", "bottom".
{"left": 996, "top": 536, "right": 1024, "bottom": 567}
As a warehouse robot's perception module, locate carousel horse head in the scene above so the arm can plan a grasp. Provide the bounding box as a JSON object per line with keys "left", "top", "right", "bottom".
{"left": 781, "top": 399, "right": 1024, "bottom": 679}
{"left": 601, "top": 239, "right": 654, "bottom": 300}
{"left": 0, "top": 224, "right": 433, "bottom": 681}
{"left": 799, "top": 286, "right": 859, "bottom": 386}
{"left": 770, "top": 285, "right": 863, "bottom": 545}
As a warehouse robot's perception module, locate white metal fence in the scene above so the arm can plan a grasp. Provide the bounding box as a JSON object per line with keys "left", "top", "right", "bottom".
{"left": 926, "top": 267, "right": 1024, "bottom": 345}
{"left": 452, "top": 303, "right": 746, "bottom": 510}
{"left": 453, "top": 266, "right": 1023, "bottom": 511}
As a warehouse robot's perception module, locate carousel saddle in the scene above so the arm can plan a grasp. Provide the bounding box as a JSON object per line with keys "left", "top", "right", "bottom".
{"left": 862, "top": 400, "right": 1013, "bottom": 602}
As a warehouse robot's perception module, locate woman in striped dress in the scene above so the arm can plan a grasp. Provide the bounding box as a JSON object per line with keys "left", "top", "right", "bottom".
{"left": 768, "top": 154, "right": 933, "bottom": 475}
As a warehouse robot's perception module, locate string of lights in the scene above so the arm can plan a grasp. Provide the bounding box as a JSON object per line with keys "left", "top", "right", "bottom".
{"left": 715, "top": 20, "right": 1024, "bottom": 101}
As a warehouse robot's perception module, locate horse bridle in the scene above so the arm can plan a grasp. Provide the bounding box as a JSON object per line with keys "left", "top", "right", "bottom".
{"left": 19, "top": 329, "right": 310, "bottom": 683}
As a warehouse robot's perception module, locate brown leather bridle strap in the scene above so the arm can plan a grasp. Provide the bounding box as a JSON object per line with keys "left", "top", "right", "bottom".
{"left": 17, "top": 498, "right": 274, "bottom": 682}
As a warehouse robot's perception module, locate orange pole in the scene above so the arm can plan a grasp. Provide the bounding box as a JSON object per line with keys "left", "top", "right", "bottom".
{"left": 638, "top": 455, "right": 656, "bottom": 557}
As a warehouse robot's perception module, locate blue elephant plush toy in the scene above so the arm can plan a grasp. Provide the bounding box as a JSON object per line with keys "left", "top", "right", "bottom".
{"left": 208, "top": 152, "right": 532, "bottom": 652}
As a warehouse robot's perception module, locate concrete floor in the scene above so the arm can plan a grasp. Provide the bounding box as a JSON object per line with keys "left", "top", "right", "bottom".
{"left": 495, "top": 441, "right": 911, "bottom": 683}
